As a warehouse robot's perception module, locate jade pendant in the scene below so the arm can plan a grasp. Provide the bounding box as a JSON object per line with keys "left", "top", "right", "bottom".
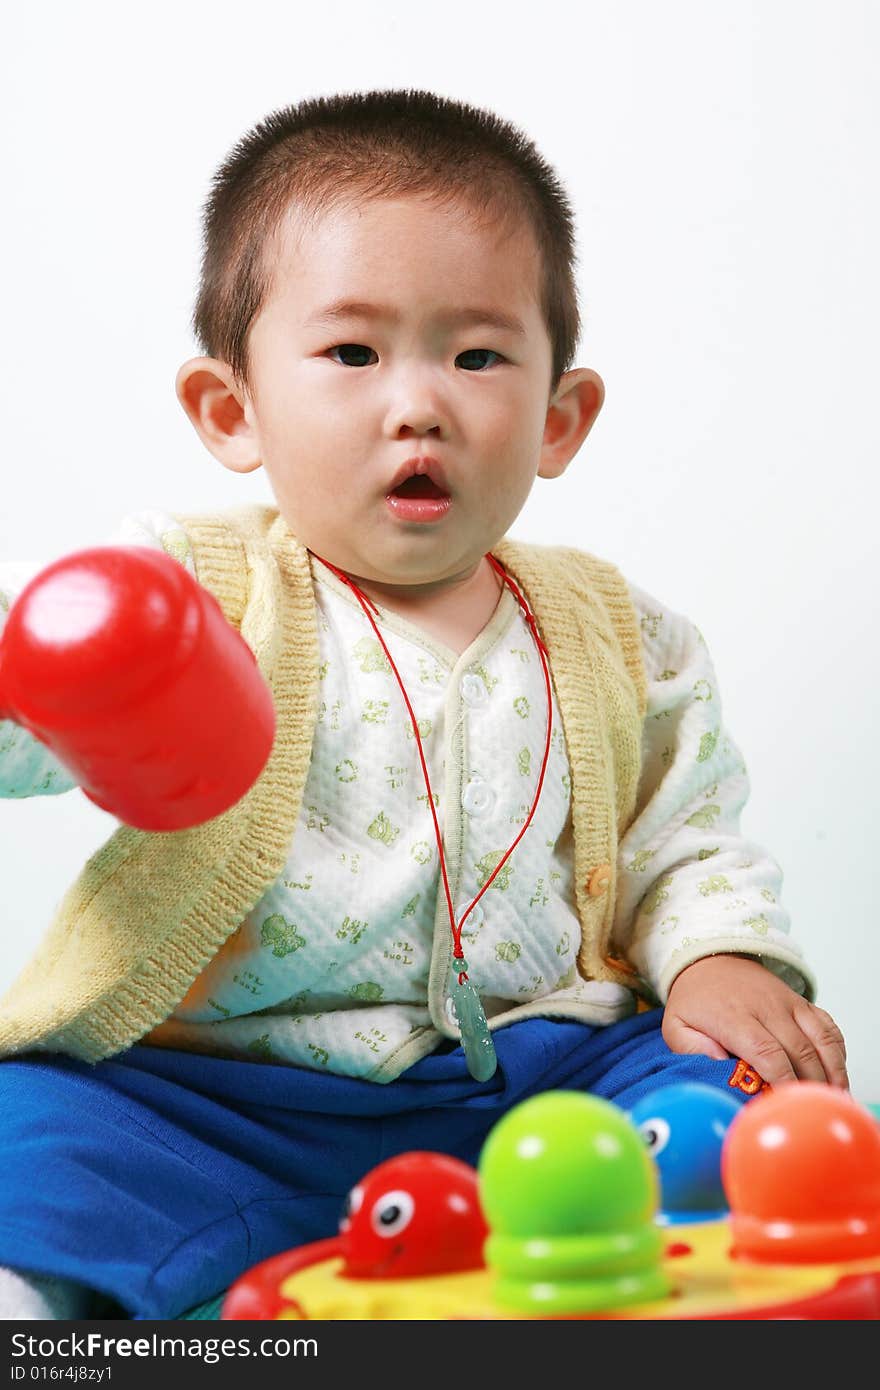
{"left": 450, "top": 959, "right": 497, "bottom": 1082}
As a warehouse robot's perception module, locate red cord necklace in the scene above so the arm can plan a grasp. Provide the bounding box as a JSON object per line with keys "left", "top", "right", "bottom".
{"left": 311, "top": 551, "right": 553, "bottom": 1082}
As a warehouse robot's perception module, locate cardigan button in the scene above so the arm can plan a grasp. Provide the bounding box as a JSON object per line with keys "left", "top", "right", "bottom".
{"left": 586, "top": 863, "right": 612, "bottom": 897}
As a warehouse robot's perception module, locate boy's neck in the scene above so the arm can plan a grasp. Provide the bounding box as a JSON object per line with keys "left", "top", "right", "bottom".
{"left": 341, "top": 555, "right": 505, "bottom": 656}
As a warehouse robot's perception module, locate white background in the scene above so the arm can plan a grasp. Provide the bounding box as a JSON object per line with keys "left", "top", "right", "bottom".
{"left": 1, "top": 2, "right": 877, "bottom": 1100}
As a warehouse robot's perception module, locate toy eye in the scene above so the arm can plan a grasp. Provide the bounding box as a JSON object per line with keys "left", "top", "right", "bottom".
{"left": 370, "top": 1189, "right": 415, "bottom": 1238}
{"left": 339, "top": 1184, "right": 364, "bottom": 1232}
{"left": 638, "top": 1116, "right": 671, "bottom": 1156}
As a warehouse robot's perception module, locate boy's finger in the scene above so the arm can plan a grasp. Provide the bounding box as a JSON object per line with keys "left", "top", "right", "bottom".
{"left": 794, "top": 1005, "right": 849, "bottom": 1089}
{"left": 714, "top": 1022, "right": 799, "bottom": 1087}
{"left": 662, "top": 1020, "right": 729, "bottom": 1061}
{"left": 757, "top": 1016, "right": 831, "bottom": 1085}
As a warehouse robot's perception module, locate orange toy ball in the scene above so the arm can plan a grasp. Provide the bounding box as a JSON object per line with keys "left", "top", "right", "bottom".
{"left": 722, "top": 1082, "right": 880, "bottom": 1264}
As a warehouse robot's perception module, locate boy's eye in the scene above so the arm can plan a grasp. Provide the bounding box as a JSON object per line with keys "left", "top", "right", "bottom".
{"left": 456, "top": 349, "right": 501, "bottom": 371}
{"left": 327, "top": 343, "right": 378, "bottom": 368}
{"left": 325, "top": 344, "right": 502, "bottom": 371}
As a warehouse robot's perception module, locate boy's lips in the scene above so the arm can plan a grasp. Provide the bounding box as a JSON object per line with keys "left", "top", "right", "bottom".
{"left": 385, "top": 492, "right": 453, "bottom": 523}
{"left": 385, "top": 455, "right": 453, "bottom": 521}
{"left": 387, "top": 456, "right": 450, "bottom": 497}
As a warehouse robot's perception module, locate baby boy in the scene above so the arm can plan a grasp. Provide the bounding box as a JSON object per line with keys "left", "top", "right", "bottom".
{"left": 0, "top": 89, "right": 847, "bottom": 1320}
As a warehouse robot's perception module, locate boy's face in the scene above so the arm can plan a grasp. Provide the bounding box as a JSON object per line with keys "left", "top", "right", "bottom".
{"left": 178, "top": 194, "right": 603, "bottom": 599}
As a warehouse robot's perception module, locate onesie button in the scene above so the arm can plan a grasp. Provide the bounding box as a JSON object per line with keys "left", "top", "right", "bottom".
{"left": 460, "top": 673, "right": 488, "bottom": 707}
{"left": 462, "top": 778, "right": 495, "bottom": 816}
{"left": 586, "top": 863, "right": 612, "bottom": 897}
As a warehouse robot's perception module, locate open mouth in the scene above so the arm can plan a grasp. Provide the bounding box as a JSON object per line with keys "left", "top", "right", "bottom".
{"left": 390, "top": 476, "right": 449, "bottom": 499}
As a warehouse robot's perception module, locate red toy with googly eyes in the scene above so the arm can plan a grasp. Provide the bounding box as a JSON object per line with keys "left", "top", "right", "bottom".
{"left": 338, "top": 1151, "right": 488, "bottom": 1279}
{"left": 222, "top": 1151, "right": 487, "bottom": 1318}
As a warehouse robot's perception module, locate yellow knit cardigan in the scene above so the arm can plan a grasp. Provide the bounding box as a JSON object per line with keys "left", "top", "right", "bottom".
{"left": 0, "top": 504, "right": 647, "bottom": 1063}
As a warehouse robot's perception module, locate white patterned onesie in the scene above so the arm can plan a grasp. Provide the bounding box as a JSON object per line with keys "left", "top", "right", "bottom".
{"left": 0, "top": 510, "right": 813, "bottom": 1081}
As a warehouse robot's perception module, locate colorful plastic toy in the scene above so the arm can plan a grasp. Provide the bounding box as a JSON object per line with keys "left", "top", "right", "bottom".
{"left": 478, "top": 1091, "right": 668, "bottom": 1313}
{"left": 0, "top": 546, "right": 275, "bottom": 830}
{"left": 221, "top": 1084, "right": 880, "bottom": 1320}
{"left": 629, "top": 1081, "right": 743, "bottom": 1224}
{"left": 223, "top": 1152, "right": 487, "bottom": 1319}
{"left": 723, "top": 1081, "right": 880, "bottom": 1264}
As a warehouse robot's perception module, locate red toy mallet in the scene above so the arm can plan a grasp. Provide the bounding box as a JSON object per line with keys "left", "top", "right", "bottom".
{"left": 0, "top": 545, "right": 275, "bottom": 831}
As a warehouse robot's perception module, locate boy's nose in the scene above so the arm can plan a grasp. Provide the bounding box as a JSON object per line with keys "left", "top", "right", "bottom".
{"left": 383, "top": 368, "right": 449, "bottom": 439}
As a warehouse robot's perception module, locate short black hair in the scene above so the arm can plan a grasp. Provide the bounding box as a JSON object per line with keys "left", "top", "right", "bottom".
{"left": 192, "top": 88, "right": 582, "bottom": 398}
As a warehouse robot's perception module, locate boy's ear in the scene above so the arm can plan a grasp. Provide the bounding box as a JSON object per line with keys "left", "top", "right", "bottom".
{"left": 175, "top": 357, "right": 262, "bottom": 474}
{"left": 537, "top": 368, "right": 605, "bottom": 480}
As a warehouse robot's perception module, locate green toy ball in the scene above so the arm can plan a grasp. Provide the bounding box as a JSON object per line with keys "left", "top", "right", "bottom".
{"left": 478, "top": 1090, "right": 669, "bottom": 1315}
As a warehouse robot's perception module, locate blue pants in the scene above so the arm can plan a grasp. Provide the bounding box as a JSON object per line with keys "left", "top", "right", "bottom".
{"left": 0, "top": 1012, "right": 751, "bottom": 1319}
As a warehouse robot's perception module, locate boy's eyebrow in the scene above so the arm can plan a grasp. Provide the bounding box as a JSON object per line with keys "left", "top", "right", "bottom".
{"left": 303, "top": 298, "right": 527, "bottom": 337}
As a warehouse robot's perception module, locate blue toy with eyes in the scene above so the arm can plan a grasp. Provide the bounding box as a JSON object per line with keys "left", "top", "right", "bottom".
{"left": 628, "top": 1082, "right": 744, "bottom": 1226}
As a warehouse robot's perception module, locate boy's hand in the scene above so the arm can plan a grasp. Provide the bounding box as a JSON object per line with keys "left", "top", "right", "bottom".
{"left": 663, "top": 953, "right": 849, "bottom": 1089}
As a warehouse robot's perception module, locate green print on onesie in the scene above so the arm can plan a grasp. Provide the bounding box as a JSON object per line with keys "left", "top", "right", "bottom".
{"left": 416, "top": 655, "right": 445, "bottom": 686}
{"left": 282, "top": 872, "right": 313, "bottom": 892}
{"left": 555, "top": 964, "right": 577, "bottom": 990}
{"left": 349, "top": 982, "right": 384, "bottom": 1002}
{"left": 495, "top": 941, "right": 522, "bottom": 963}
{"left": 472, "top": 663, "right": 499, "bottom": 694}
{"left": 356, "top": 1027, "right": 388, "bottom": 1054}
{"left": 641, "top": 875, "right": 674, "bottom": 914}
{"left": 697, "top": 731, "right": 718, "bottom": 763}
{"left": 383, "top": 940, "right": 415, "bottom": 965}
{"left": 367, "top": 811, "right": 400, "bottom": 847}
{"left": 513, "top": 696, "right": 531, "bottom": 720}
{"left": 698, "top": 875, "right": 733, "bottom": 896}
{"left": 335, "top": 759, "right": 358, "bottom": 783}
{"left": 518, "top": 747, "right": 531, "bottom": 776}
{"left": 744, "top": 914, "right": 771, "bottom": 936}
{"left": 336, "top": 915, "right": 368, "bottom": 945}
{"left": 361, "top": 698, "right": 390, "bottom": 725}
{"left": 354, "top": 636, "right": 392, "bottom": 675}
{"left": 475, "top": 850, "right": 514, "bottom": 891}
{"left": 686, "top": 804, "right": 721, "bottom": 829}
{"left": 628, "top": 850, "right": 657, "bottom": 872}
{"left": 261, "top": 914, "right": 307, "bottom": 958}
{"left": 247, "top": 1034, "right": 274, "bottom": 1060}
{"left": 317, "top": 699, "right": 342, "bottom": 730}
{"left": 233, "top": 969, "right": 264, "bottom": 996}
{"left": 530, "top": 879, "right": 549, "bottom": 908}
{"left": 405, "top": 718, "right": 433, "bottom": 741}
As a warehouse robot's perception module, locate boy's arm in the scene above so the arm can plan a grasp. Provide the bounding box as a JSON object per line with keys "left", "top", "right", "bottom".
{"left": 0, "top": 510, "right": 197, "bottom": 800}
{"left": 611, "top": 583, "right": 847, "bottom": 1087}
